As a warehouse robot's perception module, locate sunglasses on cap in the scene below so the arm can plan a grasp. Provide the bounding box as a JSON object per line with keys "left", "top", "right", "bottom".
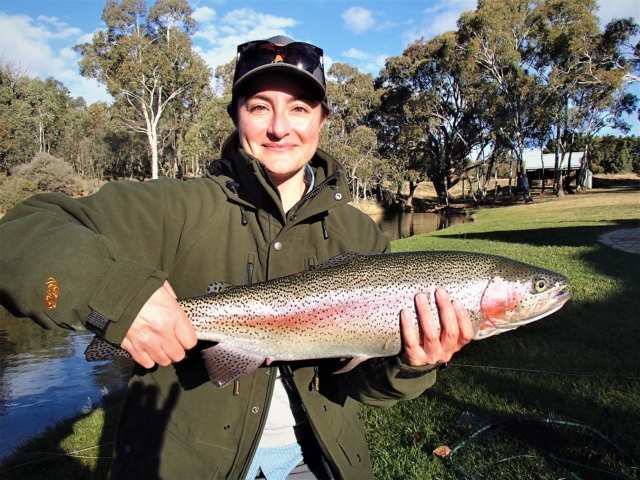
{"left": 234, "top": 40, "right": 325, "bottom": 84}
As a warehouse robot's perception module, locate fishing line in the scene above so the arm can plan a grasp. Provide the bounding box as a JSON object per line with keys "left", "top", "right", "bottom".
{"left": 0, "top": 443, "right": 114, "bottom": 474}
{"left": 450, "top": 363, "right": 640, "bottom": 381}
{"left": 448, "top": 416, "right": 639, "bottom": 480}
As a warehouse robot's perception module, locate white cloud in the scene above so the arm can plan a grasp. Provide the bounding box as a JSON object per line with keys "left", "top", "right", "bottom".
{"left": 343, "top": 48, "right": 368, "bottom": 60}
{"left": 192, "top": 8, "right": 299, "bottom": 73}
{"left": 341, "top": 48, "right": 387, "bottom": 75}
{"left": 342, "top": 7, "right": 376, "bottom": 35}
{"left": 0, "top": 13, "right": 110, "bottom": 104}
{"left": 192, "top": 6, "right": 217, "bottom": 24}
{"left": 402, "top": 0, "right": 475, "bottom": 46}
{"left": 36, "top": 15, "right": 83, "bottom": 38}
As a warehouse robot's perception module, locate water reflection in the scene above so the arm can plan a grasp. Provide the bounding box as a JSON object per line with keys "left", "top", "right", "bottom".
{"left": 369, "top": 211, "right": 466, "bottom": 241}
{"left": 0, "top": 308, "right": 131, "bottom": 459}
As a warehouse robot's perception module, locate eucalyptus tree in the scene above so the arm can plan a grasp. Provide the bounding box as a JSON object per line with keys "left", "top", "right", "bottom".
{"left": 535, "top": 1, "right": 638, "bottom": 194}
{"left": 376, "top": 32, "right": 488, "bottom": 207}
{"left": 182, "top": 60, "right": 235, "bottom": 177}
{"left": 568, "top": 17, "right": 639, "bottom": 189}
{"left": 74, "top": 0, "right": 212, "bottom": 179}
{"left": 457, "top": 0, "right": 547, "bottom": 200}
{"left": 0, "top": 60, "right": 31, "bottom": 172}
{"left": 325, "top": 63, "right": 381, "bottom": 201}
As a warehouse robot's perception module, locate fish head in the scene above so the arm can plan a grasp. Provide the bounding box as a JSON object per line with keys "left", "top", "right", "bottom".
{"left": 475, "top": 263, "right": 572, "bottom": 339}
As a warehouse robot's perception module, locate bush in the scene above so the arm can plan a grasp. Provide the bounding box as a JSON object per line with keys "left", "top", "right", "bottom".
{"left": 0, "top": 177, "right": 38, "bottom": 213}
{"left": 13, "top": 152, "right": 84, "bottom": 197}
{"left": 0, "top": 153, "right": 89, "bottom": 213}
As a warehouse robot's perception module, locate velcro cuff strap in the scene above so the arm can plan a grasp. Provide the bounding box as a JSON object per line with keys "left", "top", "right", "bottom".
{"left": 86, "top": 310, "right": 111, "bottom": 337}
{"left": 87, "top": 257, "right": 168, "bottom": 344}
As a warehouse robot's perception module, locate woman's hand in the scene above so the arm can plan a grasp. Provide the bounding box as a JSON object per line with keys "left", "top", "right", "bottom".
{"left": 399, "top": 289, "right": 474, "bottom": 366}
{"left": 120, "top": 281, "right": 198, "bottom": 368}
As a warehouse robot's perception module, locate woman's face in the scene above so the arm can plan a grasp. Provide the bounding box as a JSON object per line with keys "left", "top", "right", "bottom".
{"left": 236, "top": 74, "right": 328, "bottom": 187}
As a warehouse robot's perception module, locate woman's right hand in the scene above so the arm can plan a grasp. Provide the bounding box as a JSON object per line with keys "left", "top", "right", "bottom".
{"left": 120, "top": 281, "right": 198, "bottom": 368}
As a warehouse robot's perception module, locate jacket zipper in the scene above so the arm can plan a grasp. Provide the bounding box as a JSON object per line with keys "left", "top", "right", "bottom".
{"left": 280, "top": 365, "right": 337, "bottom": 480}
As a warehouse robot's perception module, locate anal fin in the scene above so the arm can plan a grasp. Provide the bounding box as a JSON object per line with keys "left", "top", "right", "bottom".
{"left": 332, "top": 356, "right": 370, "bottom": 374}
{"left": 201, "top": 344, "right": 265, "bottom": 388}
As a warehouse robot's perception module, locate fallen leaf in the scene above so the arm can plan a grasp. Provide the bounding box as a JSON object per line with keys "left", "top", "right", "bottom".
{"left": 433, "top": 446, "right": 452, "bottom": 458}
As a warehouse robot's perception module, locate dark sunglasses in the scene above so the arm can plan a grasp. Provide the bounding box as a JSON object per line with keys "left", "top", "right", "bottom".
{"left": 236, "top": 40, "right": 324, "bottom": 75}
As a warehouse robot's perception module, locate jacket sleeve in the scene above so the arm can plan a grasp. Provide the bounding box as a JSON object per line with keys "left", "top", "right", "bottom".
{"left": 326, "top": 356, "right": 439, "bottom": 408}
{"left": 0, "top": 179, "right": 203, "bottom": 344}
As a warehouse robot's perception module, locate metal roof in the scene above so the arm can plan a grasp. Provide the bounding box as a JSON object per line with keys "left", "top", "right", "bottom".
{"left": 522, "top": 150, "right": 585, "bottom": 170}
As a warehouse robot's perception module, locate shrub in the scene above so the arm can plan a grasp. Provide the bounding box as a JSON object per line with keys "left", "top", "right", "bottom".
{"left": 0, "top": 177, "right": 38, "bottom": 213}
{"left": 0, "top": 153, "right": 89, "bottom": 213}
{"left": 13, "top": 152, "right": 84, "bottom": 197}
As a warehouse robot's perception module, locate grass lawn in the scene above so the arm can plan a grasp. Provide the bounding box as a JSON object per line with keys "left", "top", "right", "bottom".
{"left": 1, "top": 179, "right": 639, "bottom": 479}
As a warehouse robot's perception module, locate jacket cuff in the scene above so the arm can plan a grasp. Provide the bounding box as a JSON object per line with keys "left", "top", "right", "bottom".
{"left": 395, "top": 359, "right": 450, "bottom": 379}
{"left": 86, "top": 257, "right": 168, "bottom": 344}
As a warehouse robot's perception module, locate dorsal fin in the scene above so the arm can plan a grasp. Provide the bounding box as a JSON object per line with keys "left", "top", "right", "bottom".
{"left": 314, "top": 252, "right": 363, "bottom": 270}
{"left": 206, "top": 281, "right": 235, "bottom": 294}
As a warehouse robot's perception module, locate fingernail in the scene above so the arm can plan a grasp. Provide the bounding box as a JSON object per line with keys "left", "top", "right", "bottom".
{"left": 435, "top": 288, "right": 449, "bottom": 300}
{"left": 416, "top": 292, "right": 429, "bottom": 304}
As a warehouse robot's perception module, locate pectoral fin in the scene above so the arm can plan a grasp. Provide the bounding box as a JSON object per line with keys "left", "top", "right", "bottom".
{"left": 201, "top": 344, "right": 265, "bottom": 388}
{"left": 84, "top": 337, "right": 131, "bottom": 361}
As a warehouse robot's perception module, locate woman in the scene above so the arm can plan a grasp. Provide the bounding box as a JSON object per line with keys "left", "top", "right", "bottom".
{"left": 0, "top": 35, "right": 473, "bottom": 479}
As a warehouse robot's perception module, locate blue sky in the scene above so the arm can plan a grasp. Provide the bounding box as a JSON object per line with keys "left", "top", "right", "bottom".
{"left": 0, "top": 0, "right": 639, "bottom": 135}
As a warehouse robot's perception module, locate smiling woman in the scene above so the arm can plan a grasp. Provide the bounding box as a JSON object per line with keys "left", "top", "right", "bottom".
{"left": 234, "top": 74, "right": 329, "bottom": 212}
{"left": 0, "top": 33, "right": 474, "bottom": 480}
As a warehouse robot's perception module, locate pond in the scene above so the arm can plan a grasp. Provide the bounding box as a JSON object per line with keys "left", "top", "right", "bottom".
{"left": 0, "top": 211, "right": 465, "bottom": 461}
{"left": 370, "top": 210, "right": 467, "bottom": 241}
{"left": 0, "top": 311, "right": 131, "bottom": 460}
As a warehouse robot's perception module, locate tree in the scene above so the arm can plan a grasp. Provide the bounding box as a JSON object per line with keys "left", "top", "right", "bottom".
{"left": 457, "top": 0, "right": 547, "bottom": 200}
{"left": 74, "top": 0, "right": 212, "bottom": 179}
{"left": 182, "top": 60, "right": 235, "bottom": 177}
{"left": 376, "top": 33, "right": 488, "bottom": 206}
{"left": 325, "top": 63, "right": 381, "bottom": 202}
{"left": 0, "top": 59, "right": 32, "bottom": 172}
{"left": 535, "top": 3, "right": 638, "bottom": 193}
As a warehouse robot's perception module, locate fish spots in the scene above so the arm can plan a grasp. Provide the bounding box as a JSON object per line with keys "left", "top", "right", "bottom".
{"left": 176, "top": 251, "right": 570, "bottom": 370}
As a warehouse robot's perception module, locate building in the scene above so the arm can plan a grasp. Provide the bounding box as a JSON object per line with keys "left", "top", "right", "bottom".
{"left": 522, "top": 149, "right": 591, "bottom": 188}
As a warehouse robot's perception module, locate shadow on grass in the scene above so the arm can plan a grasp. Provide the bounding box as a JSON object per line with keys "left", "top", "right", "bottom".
{"left": 438, "top": 218, "right": 640, "bottom": 249}
{"left": 0, "top": 390, "right": 124, "bottom": 480}
{"left": 416, "top": 217, "right": 640, "bottom": 478}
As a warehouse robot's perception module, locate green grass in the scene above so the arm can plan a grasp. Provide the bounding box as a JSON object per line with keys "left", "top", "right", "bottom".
{"left": 366, "top": 187, "right": 640, "bottom": 479}
{"left": 1, "top": 185, "right": 639, "bottom": 479}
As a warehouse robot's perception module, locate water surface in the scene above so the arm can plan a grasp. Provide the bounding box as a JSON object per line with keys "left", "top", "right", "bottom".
{"left": 370, "top": 210, "right": 466, "bottom": 241}
{"left": 0, "top": 311, "right": 130, "bottom": 459}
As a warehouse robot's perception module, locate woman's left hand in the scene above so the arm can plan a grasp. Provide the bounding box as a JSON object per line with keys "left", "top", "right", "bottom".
{"left": 399, "top": 288, "right": 474, "bottom": 366}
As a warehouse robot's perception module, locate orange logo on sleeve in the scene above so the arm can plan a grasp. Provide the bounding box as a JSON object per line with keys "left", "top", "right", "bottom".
{"left": 45, "top": 277, "right": 59, "bottom": 309}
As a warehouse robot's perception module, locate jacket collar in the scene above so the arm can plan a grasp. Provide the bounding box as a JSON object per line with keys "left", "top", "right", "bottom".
{"left": 209, "top": 131, "right": 352, "bottom": 222}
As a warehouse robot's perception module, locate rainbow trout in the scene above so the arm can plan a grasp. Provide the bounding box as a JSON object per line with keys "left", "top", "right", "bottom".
{"left": 85, "top": 251, "right": 571, "bottom": 388}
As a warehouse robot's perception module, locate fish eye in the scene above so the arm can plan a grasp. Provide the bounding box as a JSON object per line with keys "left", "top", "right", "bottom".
{"left": 533, "top": 278, "right": 547, "bottom": 293}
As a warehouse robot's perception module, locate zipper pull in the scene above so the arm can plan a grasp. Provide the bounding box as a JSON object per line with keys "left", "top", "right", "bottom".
{"left": 313, "top": 366, "right": 320, "bottom": 391}
{"left": 233, "top": 380, "right": 240, "bottom": 396}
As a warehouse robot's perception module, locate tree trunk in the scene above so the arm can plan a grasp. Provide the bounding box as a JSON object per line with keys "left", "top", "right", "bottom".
{"left": 406, "top": 181, "right": 418, "bottom": 207}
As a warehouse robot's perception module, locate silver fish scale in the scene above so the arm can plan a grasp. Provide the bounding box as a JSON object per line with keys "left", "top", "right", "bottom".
{"left": 178, "top": 251, "right": 569, "bottom": 362}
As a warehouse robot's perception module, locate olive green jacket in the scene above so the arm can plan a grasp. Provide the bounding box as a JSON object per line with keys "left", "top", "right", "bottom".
{"left": 0, "top": 133, "right": 439, "bottom": 479}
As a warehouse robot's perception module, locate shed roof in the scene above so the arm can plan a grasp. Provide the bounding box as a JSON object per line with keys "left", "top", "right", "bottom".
{"left": 522, "top": 150, "right": 585, "bottom": 170}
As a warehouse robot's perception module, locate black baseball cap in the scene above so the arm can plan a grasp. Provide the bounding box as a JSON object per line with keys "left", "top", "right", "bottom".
{"left": 231, "top": 35, "right": 326, "bottom": 101}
